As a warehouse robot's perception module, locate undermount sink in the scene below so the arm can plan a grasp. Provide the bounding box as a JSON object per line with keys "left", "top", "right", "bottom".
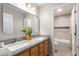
{"left": 7, "top": 40, "right": 30, "bottom": 52}
{"left": 33, "top": 37, "right": 47, "bottom": 40}
{"left": 6, "top": 37, "right": 47, "bottom": 52}
{"left": 26, "top": 37, "right": 47, "bottom": 44}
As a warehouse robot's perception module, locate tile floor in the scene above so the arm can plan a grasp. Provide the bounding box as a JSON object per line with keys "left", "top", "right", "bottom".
{"left": 54, "top": 48, "right": 72, "bottom": 56}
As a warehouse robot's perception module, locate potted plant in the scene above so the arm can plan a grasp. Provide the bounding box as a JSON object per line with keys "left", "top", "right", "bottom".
{"left": 21, "top": 27, "right": 32, "bottom": 40}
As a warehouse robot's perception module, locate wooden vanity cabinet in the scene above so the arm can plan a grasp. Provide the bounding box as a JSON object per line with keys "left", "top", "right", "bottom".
{"left": 18, "top": 39, "right": 49, "bottom": 56}
{"left": 38, "top": 42, "right": 44, "bottom": 56}
{"left": 30, "top": 45, "right": 38, "bottom": 56}
{"left": 18, "top": 49, "right": 30, "bottom": 56}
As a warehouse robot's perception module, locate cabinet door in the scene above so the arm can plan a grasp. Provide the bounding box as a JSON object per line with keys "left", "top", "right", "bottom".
{"left": 39, "top": 42, "right": 44, "bottom": 48}
{"left": 38, "top": 42, "right": 44, "bottom": 56}
{"left": 18, "top": 49, "right": 30, "bottom": 56}
{"left": 39, "top": 48, "right": 44, "bottom": 56}
{"left": 30, "top": 45, "right": 38, "bottom": 56}
{"left": 44, "top": 40, "right": 48, "bottom": 56}
{"left": 31, "top": 51, "right": 38, "bottom": 56}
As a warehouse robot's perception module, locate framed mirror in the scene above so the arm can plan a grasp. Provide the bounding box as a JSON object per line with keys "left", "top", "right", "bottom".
{"left": 3, "top": 3, "right": 24, "bottom": 35}
{"left": 3, "top": 13, "right": 13, "bottom": 34}
{"left": 3, "top": 3, "right": 39, "bottom": 36}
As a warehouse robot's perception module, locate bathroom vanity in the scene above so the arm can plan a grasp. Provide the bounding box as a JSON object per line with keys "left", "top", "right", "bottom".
{"left": 0, "top": 36, "right": 49, "bottom": 56}
{"left": 17, "top": 39, "right": 48, "bottom": 56}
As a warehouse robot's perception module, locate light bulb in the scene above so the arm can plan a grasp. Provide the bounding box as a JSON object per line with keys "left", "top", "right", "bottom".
{"left": 57, "top": 8, "right": 62, "bottom": 12}
{"left": 27, "top": 4, "right": 31, "bottom": 8}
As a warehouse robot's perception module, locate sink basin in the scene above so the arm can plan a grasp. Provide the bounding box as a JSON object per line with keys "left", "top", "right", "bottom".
{"left": 7, "top": 40, "right": 30, "bottom": 52}
{"left": 33, "top": 37, "right": 47, "bottom": 41}
{"left": 26, "top": 39, "right": 38, "bottom": 44}
{"left": 26, "top": 37, "right": 47, "bottom": 44}
{"left": 6, "top": 37, "right": 48, "bottom": 52}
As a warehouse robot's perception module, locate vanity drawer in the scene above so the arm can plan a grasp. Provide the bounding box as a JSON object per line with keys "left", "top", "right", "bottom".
{"left": 30, "top": 45, "right": 38, "bottom": 54}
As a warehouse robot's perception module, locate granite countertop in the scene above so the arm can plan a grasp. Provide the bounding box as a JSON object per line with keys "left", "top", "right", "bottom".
{"left": 0, "top": 36, "right": 49, "bottom": 56}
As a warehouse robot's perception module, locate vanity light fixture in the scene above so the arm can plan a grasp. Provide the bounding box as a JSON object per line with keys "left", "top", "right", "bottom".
{"left": 57, "top": 8, "right": 62, "bottom": 12}
{"left": 26, "top": 4, "right": 35, "bottom": 11}
{"left": 27, "top": 4, "right": 31, "bottom": 8}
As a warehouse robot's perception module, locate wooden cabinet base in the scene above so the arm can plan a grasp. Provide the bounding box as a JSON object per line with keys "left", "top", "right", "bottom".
{"left": 30, "top": 45, "right": 38, "bottom": 56}
{"left": 18, "top": 49, "right": 30, "bottom": 56}
{"left": 44, "top": 40, "right": 48, "bottom": 56}
{"left": 31, "top": 51, "right": 38, "bottom": 56}
{"left": 18, "top": 39, "right": 49, "bottom": 56}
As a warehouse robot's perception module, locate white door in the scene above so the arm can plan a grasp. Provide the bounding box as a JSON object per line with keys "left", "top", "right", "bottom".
{"left": 76, "top": 4, "right": 79, "bottom": 56}
{"left": 71, "top": 5, "right": 76, "bottom": 56}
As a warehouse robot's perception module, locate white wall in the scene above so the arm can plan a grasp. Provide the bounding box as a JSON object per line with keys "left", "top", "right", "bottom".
{"left": 39, "top": 4, "right": 55, "bottom": 55}
{"left": 39, "top": 5, "right": 53, "bottom": 35}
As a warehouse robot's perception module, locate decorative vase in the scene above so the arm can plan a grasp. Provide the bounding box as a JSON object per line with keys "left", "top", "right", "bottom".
{"left": 24, "top": 34, "right": 32, "bottom": 40}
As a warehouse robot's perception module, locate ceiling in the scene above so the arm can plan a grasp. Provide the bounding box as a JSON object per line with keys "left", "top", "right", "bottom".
{"left": 36, "top": 3, "right": 73, "bottom": 16}
{"left": 35, "top": 3, "right": 45, "bottom": 6}
{"left": 53, "top": 4, "right": 73, "bottom": 16}
{"left": 36, "top": 3, "right": 63, "bottom": 6}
